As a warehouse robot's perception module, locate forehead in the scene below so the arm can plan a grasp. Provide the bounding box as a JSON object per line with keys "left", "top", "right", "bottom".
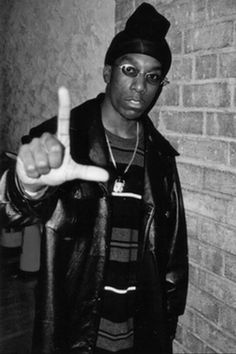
{"left": 115, "top": 53, "right": 162, "bottom": 71}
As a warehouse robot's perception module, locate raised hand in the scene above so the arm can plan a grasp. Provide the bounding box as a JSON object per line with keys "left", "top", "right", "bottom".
{"left": 16, "top": 87, "right": 109, "bottom": 193}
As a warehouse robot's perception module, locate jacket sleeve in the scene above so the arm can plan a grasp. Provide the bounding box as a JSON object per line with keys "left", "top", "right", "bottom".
{"left": 0, "top": 165, "right": 58, "bottom": 230}
{"left": 0, "top": 117, "right": 58, "bottom": 230}
{"left": 165, "top": 157, "right": 188, "bottom": 335}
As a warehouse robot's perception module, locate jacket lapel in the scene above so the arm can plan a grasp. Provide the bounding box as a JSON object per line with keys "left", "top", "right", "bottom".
{"left": 142, "top": 116, "right": 178, "bottom": 209}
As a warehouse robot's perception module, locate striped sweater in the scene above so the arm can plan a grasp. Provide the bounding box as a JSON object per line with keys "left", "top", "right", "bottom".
{"left": 95, "top": 128, "right": 144, "bottom": 354}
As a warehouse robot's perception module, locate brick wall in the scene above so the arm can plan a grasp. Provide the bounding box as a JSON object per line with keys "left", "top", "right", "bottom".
{"left": 116, "top": 1, "right": 236, "bottom": 353}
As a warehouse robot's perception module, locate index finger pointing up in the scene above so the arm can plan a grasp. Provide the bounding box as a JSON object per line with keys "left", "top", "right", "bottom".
{"left": 57, "top": 86, "right": 71, "bottom": 146}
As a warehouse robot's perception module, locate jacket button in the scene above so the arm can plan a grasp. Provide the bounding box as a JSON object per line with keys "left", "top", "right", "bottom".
{"left": 165, "top": 211, "right": 170, "bottom": 218}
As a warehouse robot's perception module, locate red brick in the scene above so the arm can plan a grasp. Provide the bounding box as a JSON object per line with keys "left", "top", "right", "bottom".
{"left": 204, "top": 271, "right": 236, "bottom": 307}
{"left": 219, "top": 52, "right": 236, "bottom": 78}
{"left": 160, "top": 111, "right": 203, "bottom": 134}
{"left": 181, "top": 327, "right": 205, "bottom": 354}
{"left": 192, "top": 0, "right": 208, "bottom": 24}
{"left": 196, "top": 54, "right": 217, "bottom": 80}
{"left": 187, "top": 284, "right": 220, "bottom": 323}
{"left": 148, "top": 106, "right": 161, "bottom": 127}
{"left": 167, "top": 28, "right": 182, "bottom": 55}
{"left": 171, "top": 57, "right": 192, "bottom": 81}
{"left": 178, "top": 136, "right": 228, "bottom": 164}
{"left": 204, "top": 345, "right": 219, "bottom": 354}
{"left": 189, "top": 237, "right": 224, "bottom": 276}
{"left": 163, "top": 2, "right": 192, "bottom": 28}
{"left": 184, "top": 212, "right": 198, "bottom": 238}
{"left": 204, "top": 168, "right": 236, "bottom": 196}
{"left": 174, "top": 322, "right": 184, "bottom": 344}
{"left": 183, "top": 190, "right": 228, "bottom": 223}
{"left": 184, "top": 21, "right": 234, "bottom": 53}
{"left": 195, "top": 314, "right": 236, "bottom": 353}
{"left": 207, "top": 0, "right": 236, "bottom": 20}
{"left": 224, "top": 253, "right": 236, "bottom": 282}
{"left": 229, "top": 141, "right": 236, "bottom": 167}
{"left": 160, "top": 84, "right": 180, "bottom": 106}
{"left": 191, "top": 264, "right": 236, "bottom": 307}
{"left": 183, "top": 83, "right": 231, "bottom": 108}
{"left": 205, "top": 112, "right": 215, "bottom": 135}
{"left": 227, "top": 197, "right": 236, "bottom": 227}
{"left": 200, "top": 220, "right": 236, "bottom": 254}
{"left": 188, "top": 262, "right": 199, "bottom": 286}
{"left": 173, "top": 340, "right": 189, "bottom": 354}
{"left": 219, "top": 305, "right": 236, "bottom": 337}
{"left": 234, "top": 84, "right": 236, "bottom": 107}
{"left": 177, "top": 162, "right": 204, "bottom": 190}
{"left": 178, "top": 306, "right": 195, "bottom": 331}
{"left": 206, "top": 112, "right": 236, "bottom": 138}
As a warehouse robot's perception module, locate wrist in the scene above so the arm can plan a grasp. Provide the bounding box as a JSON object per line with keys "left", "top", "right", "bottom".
{"left": 15, "top": 173, "right": 48, "bottom": 199}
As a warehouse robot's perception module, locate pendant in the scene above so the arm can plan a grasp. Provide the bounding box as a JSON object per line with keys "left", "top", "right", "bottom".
{"left": 113, "top": 177, "right": 125, "bottom": 193}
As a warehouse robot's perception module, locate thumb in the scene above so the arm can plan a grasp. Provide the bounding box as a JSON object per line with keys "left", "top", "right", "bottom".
{"left": 65, "top": 160, "right": 109, "bottom": 182}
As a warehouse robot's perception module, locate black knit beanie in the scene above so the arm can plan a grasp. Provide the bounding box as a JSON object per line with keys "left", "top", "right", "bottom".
{"left": 105, "top": 3, "right": 172, "bottom": 76}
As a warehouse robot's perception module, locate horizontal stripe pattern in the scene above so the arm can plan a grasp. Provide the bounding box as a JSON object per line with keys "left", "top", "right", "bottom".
{"left": 111, "top": 192, "right": 142, "bottom": 199}
{"left": 109, "top": 228, "right": 138, "bottom": 263}
{"left": 96, "top": 318, "right": 134, "bottom": 352}
{"left": 96, "top": 129, "right": 144, "bottom": 353}
{"left": 104, "top": 286, "right": 136, "bottom": 294}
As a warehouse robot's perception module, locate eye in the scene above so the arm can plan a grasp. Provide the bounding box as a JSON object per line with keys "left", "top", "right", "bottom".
{"left": 146, "top": 73, "right": 162, "bottom": 85}
{"left": 120, "top": 64, "right": 138, "bottom": 77}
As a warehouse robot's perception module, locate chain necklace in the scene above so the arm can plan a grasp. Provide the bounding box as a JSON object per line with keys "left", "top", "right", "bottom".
{"left": 105, "top": 122, "right": 140, "bottom": 193}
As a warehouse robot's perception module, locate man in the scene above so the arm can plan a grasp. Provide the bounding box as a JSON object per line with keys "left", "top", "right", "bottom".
{"left": 0, "top": 3, "right": 188, "bottom": 354}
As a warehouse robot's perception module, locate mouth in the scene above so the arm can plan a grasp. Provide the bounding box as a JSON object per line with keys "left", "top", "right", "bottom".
{"left": 126, "top": 97, "right": 144, "bottom": 108}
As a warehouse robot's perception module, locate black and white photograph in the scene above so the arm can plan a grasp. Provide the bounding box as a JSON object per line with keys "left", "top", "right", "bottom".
{"left": 0, "top": 1, "right": 235, "bottom": 353}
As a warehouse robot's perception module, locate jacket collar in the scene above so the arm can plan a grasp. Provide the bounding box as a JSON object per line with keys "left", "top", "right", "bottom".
{"left": 70, "top": 93, "right": 109, "bottom": 168}
{"left": 141, "top": 115, "right": 179, "bottom": 209}
{"left": 79, "top": 93, "right": 179, "bottom": 160}
{"left": 142, "top": 117, "right": 179, "bottom": 158}
{"left": 70, "top": 93, "right": 178, "bottom": 201}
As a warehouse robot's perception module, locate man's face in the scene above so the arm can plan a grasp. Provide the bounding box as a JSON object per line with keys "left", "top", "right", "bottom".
{"left": 103, "top": 53, "right": 163, "bottom": 121}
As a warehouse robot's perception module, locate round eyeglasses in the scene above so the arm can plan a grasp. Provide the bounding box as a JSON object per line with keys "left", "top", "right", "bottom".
{"left": 116, "top": 63, "right": 169, "bottom": 86}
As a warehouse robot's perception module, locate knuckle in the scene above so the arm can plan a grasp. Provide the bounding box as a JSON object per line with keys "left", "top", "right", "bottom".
{"left": 42, "top": 132, "right": 51, "bottom": 138}
{"left": 31, "top": 137, "right": 40, "bottom": 145}
{"left": 30, "top": 137, "right": 41, "bottom": 151}
{"left": 18, "top": 144, "right": 28, "bottom": 156}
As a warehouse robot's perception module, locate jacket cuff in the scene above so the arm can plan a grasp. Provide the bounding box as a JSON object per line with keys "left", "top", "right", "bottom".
{"left": 6, "top": 165, "right": 56, "bottom": 213}
{"left": 15, "top": 172, "right": 48, "bottom": 200}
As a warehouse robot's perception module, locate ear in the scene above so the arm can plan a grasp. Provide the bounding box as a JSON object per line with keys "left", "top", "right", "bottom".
{"left": 103, "top": 65, "right": 112, "bottom": 84}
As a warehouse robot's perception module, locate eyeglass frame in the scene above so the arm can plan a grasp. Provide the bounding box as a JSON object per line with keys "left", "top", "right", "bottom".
{"left": 114, "top": 63, "right": 170, "bottom": 87}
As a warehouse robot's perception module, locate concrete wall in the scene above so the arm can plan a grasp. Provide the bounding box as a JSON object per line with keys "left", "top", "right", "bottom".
{"left": 1, "top": 0, "right": 115, "bottom": 153}
{"left": 0, "top": 0, "right": 115, "bottom": 350}
{"left": 115, "top": 1, "right": 236, "bottom": 353}
{"left": 0, "top": 0, "right": 9, "bottom": 153}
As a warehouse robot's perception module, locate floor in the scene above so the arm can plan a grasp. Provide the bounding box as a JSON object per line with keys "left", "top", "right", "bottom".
{"left": 0, "top": 247, "right": 37, "bottom": 354}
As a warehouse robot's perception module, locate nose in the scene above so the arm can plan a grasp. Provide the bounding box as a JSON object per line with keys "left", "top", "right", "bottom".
{"left": 131, "top": 73, "right": 146, "bottom": 93}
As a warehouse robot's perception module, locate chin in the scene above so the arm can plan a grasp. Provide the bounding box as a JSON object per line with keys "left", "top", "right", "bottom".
{"left": 121, "top": 108, "right": 145, "bottom": 120}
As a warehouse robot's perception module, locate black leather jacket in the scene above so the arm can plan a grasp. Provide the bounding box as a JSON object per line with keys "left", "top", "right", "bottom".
{"left": 0, "top": 94, "right": 188, "bottom": 354}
